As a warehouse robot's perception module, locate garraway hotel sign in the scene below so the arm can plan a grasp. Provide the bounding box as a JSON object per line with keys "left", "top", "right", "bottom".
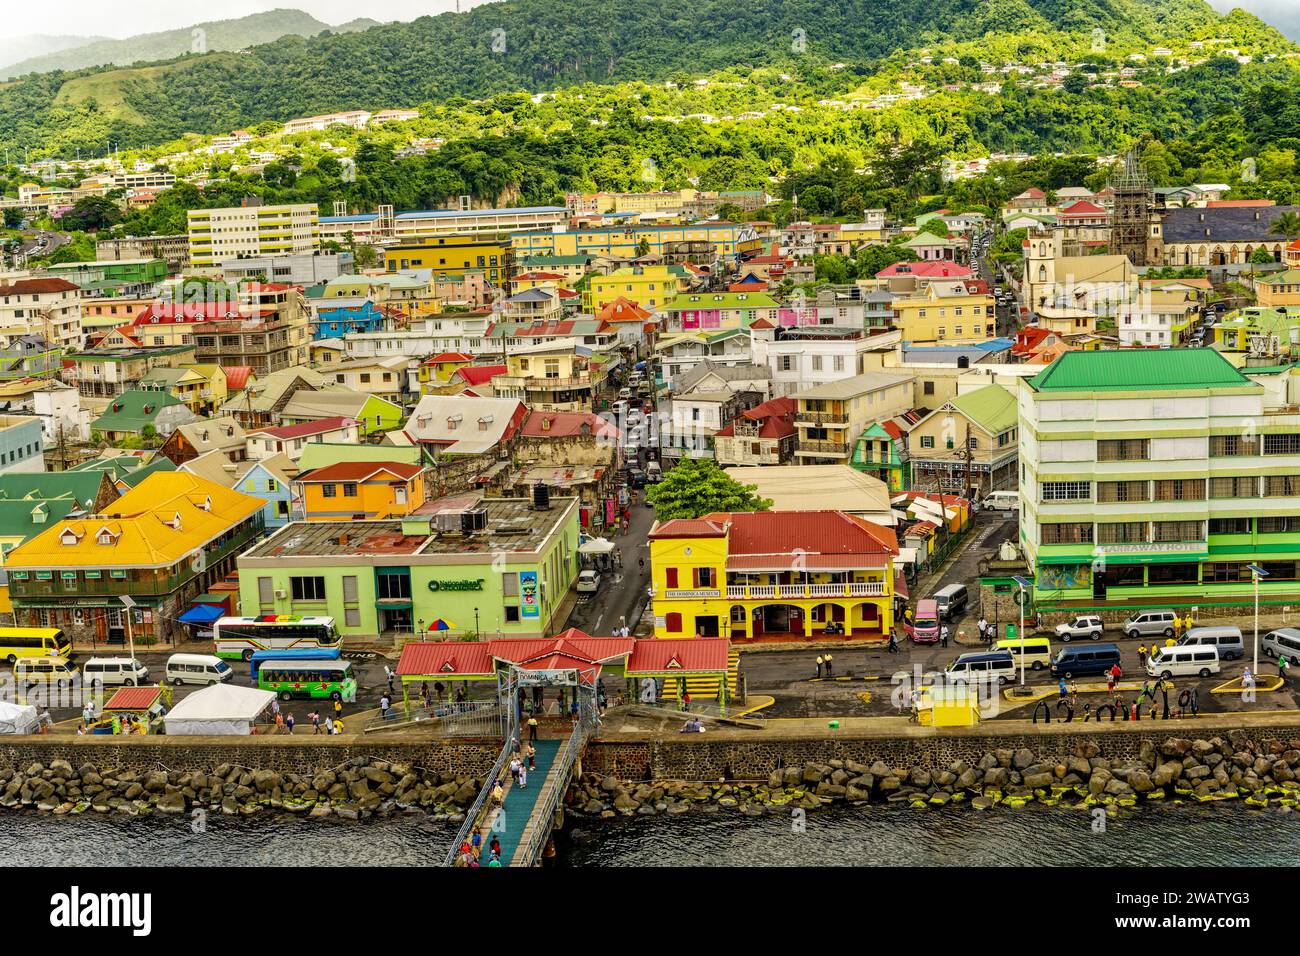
{"left": 427, "top": 579, "right": 485, "bottom": 591}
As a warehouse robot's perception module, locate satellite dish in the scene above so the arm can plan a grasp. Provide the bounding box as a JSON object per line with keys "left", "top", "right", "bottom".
{"left": 191, "top": 550, "right": 207, "bottom": 573}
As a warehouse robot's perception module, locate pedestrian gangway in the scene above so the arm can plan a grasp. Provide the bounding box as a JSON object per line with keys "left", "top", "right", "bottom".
{"left": 363, "top": 699, "right": 503, "bottom": 735}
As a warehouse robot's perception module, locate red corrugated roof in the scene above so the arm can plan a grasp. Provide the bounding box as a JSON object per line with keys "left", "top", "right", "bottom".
{"left": 104, "top": 686, "right": 162, "bottom": 711}
{"left": 687, "top": 510, "right": 898, "bottom": 568}
{"left": 396, "top": 642, "right": 495, "bottom": 678}
{"left": 876, "top": 261, "right": 974, "bottom": 279}
{"left": 298, "top": 461, "right": 424, "bottom": 483}
{"left": 596, "top": 297, "right": 652, "bottom": 324}
{"left": 521, "top": 410, "right": 618, "bottom": 439}
{"left": 0, "top": 278, "right": 79, "bottom": 295}
{"left": 422, "top": 352, "right": 473, "bottom": 366}
{"left": 625, "top": 638, "right": 731, "bottom": 675}
{"left": 256, "top": 416, "right": 358, "bottom": 440}
{"left": 222, "top": 366, "right": 254, "bottom": 390}
{"left": 649, "top": 518, "right": 729, "bottom": 539}
{"left": 454, "top": 364, "right": 508, "bottom": 387}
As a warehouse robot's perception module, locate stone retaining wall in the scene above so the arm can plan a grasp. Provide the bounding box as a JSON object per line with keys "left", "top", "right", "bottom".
{"left": 0, "top": 736, "right": 500, "bottom": 778}
{"left": 585, "top": 718, "right": 1300, "bottom": 781}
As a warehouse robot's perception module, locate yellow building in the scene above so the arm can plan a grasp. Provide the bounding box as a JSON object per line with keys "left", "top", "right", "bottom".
{"left": 583, "top": 265, "right": 686, "bottom": 312}
{"left": 512, "top": 222, "right": 761, "bottom": 261}
{"left": 648, "top": 510, "right": 897, "bottom": 641}
{"left": 494, "top": 343, "right": 601, "bottom": 412}
{"left": 1257, "top": 268, "right": 1300, "bottom": 308}
{"left": 188, "top": 204, "right": 320, "bottom": 268}
{"left": 296, "top": 461, "right": 427, "bottom": 520}
{"left": 4, "top": 471, "right": 265, "bottom": 646}
{"left": 384, "top": 237, "right": 513, "bottom": 286}
{"left": 890, "top": 279, "right": 997, "bottom": 345}
{"left": 139, "top": 364, "right": 229, "bottom": 415}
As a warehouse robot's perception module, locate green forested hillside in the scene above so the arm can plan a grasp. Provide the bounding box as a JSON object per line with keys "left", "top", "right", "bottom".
{"left": 0, "top": 9, "right": 361, "bottom": 81}
{"left": 0, "top": 0, "right": 1288, "bottom": 154}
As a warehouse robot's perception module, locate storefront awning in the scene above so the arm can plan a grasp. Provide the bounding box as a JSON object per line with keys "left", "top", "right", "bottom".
{"left": 178, "top": 603, "right": 225, "bottom": 625}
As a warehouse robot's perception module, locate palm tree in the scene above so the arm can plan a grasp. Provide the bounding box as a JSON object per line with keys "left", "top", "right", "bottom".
{"left": 1269, "top": 211, "right": 1300, "bottom": 244}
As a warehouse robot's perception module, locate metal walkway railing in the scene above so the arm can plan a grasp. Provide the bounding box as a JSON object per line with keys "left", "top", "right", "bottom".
{"left": 363, "top": 699, "right": 502, "bottom": 735}
{"left": 510, "top": 718, "right": 591, "bottom": 867}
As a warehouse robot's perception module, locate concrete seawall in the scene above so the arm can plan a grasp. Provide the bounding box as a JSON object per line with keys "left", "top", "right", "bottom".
{"left": 583, "top": 716, "right": 1300, "bottom": 780}
{"left": 0, "top": 735, "right": 501, "bottom": 777}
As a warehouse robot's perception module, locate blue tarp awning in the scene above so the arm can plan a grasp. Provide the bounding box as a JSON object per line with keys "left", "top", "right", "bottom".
{"left": 178, "top": 604, "right": 225, "bottom": 625}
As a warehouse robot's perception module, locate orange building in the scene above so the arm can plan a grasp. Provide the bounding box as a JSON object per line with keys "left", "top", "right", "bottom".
{"left": 296, "top": 461, "right": 428, "bottom": 521}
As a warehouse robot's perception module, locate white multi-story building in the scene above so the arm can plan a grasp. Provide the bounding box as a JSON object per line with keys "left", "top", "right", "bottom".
{"left": 750, "top": 326, "right": 885, "bottom": 397}
{"left": 0, "top": 276, "right": 83, "bottom": 349}
{"left": 1019, "top": 349, "right": 1300, "bottom": 611}
{"left": 187, "top": 204, "right": 320, "bottom": 268}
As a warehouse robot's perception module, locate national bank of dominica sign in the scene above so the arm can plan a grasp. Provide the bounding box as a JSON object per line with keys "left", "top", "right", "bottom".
{"left": 427, "top": 579, "right": 486, "bottom": 591}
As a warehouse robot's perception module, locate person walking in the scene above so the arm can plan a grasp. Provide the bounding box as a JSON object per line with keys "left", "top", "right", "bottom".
{"left": 940, "top": 624, "right": 950, "bottom": 648}
{"left": 977, "top": 617, "right": 988, "bottom": 646}
{"left": 271, "top": 698, "right": 281, "bottom": 720}
{"left": 682, "top": 691, "right": 691, "bottom": 712}
{"left": 824, "top": 653, "right": 834, "bottom": 678}
{"left": 888, "top": 629, "right": 899, "bottom": 653}
{"left": 527, "top": 714, "right": 539, "bottom": 742}
{"left": 285, "top": 712, "right": 295, "bottom": 734}
{"left": 274, "top": 711, "right": 285, "bottom": 734}
{"left": 509, "top": 754, "right": 522, "bottom": 783}
{"left": 1137, "top": 644, "right": 1147, "bottom": 667}
{"left": 1058, "top": 676, "right": 1068, "bottom": 699}
{"left": 1172, "top": 613, "right": 1183, "bottom": 638}
{"left": 1279, "top": 654, "right": 1290, "bottom": 683}
{"left": 310, "top": 710, "right": 322, "bottom": 734}
{"left": 324, "top": 716, "right": 334, "bottom": 735}
{"left": 333, "top": 718, "right": 345, "bottom": 735}
{"left": 518, "top": 763, "right": 528, "bottom": 790}
{"left": 815, "top": 655, "right": 824, "bottom": 679}
{"left": 380, "top": 693, "right": 392, "bottom": 720}
{"left": 333, "top": 697, "right": 343, "bottom": 722}
{"left": 384, "top": 664, "right": 395, "bottom": 696}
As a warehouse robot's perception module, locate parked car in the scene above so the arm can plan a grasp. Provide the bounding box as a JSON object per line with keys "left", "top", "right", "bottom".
{"left": 1050, "top": 643, "right": 1123, "bottom": 678}
{"left": 1147, "top": 644, "right": 1220, "bottom": 680}
{"left": 576, "top": 570, "right": 602, "bottom": 594}
{"left": 1177, "top": 626, "right": 1244, "bottom": 661}
{"left": 81, "top": 657, "right": 149, "bottom": 687}
{"left": 1122, "top": 609, "right": 1177, "bottom": 640}
{"left": 1054, "top": 615, "right": 1105, "bottom": 642}
{"left": 626, "top": 467, "right": 647, "bottom": 488}
{"left": 945, "top": 651, "right": 1016, "bottom": 686}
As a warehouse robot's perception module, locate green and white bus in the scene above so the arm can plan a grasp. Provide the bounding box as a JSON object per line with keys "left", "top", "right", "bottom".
{"left": 257, "top": 659, "right": 354, "bottom": 701}
{"left": 213, "top": 615, "right": 340, "bottom": 661}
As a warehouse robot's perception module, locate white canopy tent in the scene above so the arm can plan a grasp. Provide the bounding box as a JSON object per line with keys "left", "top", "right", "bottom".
{"left": 578, "top": 537, "right": 616, "bottom": 555}
{"left": 163, "top": 685, "right": 276, "bottom": 736}
{"left": 0, "top": 701, "right": 41, "bottom": 735}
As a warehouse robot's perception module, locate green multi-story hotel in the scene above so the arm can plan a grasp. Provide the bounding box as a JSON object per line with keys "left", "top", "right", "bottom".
{"left": 1020, "top": 349, "right": 1300, "bottom": 612}
{"left": 236, "top": 496, "right": 581, "bottom": 641}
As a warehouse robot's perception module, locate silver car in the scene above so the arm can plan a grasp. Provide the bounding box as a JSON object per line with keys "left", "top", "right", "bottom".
{"left": 1122, "top": 609, "right": 1177, "bottom": 640}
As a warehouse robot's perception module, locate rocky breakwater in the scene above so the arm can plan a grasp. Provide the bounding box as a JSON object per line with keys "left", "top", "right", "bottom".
{"left": 0, "top": 757, "right": 484, "bottom": 822}
{"left": 567, "top": 732, "right": 1300, "bottom": 819}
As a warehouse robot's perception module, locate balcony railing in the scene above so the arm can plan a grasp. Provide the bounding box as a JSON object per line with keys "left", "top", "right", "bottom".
{"left": 795, "top": 414, "right": 849, "bottom": 428}
{"left": 726, "top": 582, "right": 885, "bottom": 599}
{"left": 796, "top": 439, "right": 848, "bottom": 456}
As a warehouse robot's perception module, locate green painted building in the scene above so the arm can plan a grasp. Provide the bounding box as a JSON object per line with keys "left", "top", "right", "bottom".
{"left": 851, "top": 421, "right": 909, "bottom": 491}
{"left": 236, "top": 497, "right": 581, "bottom": 641}
{"left": 1020, "top": 348, "right": 1300, "bottom": 611}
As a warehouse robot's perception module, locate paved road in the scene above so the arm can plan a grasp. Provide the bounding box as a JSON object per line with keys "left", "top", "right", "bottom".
{"left": 565, "top": 488, "right": 657, "bottom": 635}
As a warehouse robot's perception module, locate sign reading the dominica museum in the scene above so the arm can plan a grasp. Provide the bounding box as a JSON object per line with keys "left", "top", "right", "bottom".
{"left": 427, "top": 579, "right": 485, "bottom": 592}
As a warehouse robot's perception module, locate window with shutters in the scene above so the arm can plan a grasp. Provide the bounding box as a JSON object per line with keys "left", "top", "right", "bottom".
{"left": 258, "top": 576, "right": 274, "bottom": 606}
{"left": 665, "top": 567, "right": 678, "bottom": 588}
{"left": 1265, "top": 475, "right": 1300, "bottom": 497}
{"left": 1097, "top": 522, "right": 1147, "bottom": 544}
{"left": 1097, "top": 480, "right": 1148, "bottom": 503}
{"left": 1263, "top": 434, "right": 1300, "bottom": 455}
{"left": 1210, "top": 435, "right": 1259, "bottom": 457}
{"left": 1097, "top": 439, "right": 1150, "bottom": 462}
{"left": 342, "top": 576, "right": 358, "bottom": 602}
{"left": 1152, "top": 520, "right": 1203, "bottom": 543}
{"left": 1210, "top": 476, "right": 1257, "bottom": 498}
{"left": 1154, "top": 479, "right": 1205, "bottom": 502}
{"left": 1040, "top": 523, "right": 1093, "bottom": 544}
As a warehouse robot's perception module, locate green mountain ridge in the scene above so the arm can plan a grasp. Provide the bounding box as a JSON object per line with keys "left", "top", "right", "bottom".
{"left": 0, "top": 34, "right": 111, "bottom": 73}
{"left": 0, "top": 8, "right": 370, "bottom": 81}
{"left": 0, "top": 0, "right": 1293, "bottom": 159}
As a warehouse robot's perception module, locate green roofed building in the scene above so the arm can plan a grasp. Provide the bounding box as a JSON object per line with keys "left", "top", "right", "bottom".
{"left": 89, "top": 390, "right": 198, "bottom": 442}
{"left": 296, "top": 442, "right": 421, "bottom": 473}
{"left": 906, "top": 384, "right": 1019, "bottom": 498}
{"left": 1020, "top": 348, "right": 1300, "bottom": 612}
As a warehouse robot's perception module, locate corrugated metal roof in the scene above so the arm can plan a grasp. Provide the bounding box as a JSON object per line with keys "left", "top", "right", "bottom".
{"left": 1029, "top": 348, "right": 1253, "bottom": 392}
{"left": 948, "top": 384, "right": 1018, "bottom": 433}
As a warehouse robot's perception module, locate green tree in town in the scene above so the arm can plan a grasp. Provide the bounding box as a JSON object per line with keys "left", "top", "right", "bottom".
{"left": 1270, "top": 211, "right": 1300, "bottom": 244}
{"left": 60, "top": 196, "right": 121, "bottom": 233}
{"left": 645, "top": 459, "right": 772, "bottom": 520}
{"left": 2, "top": 208, "right": 23, "bottom": 229}
{"left": 1249, "top": 246, "right": 1276, "bottom": 264}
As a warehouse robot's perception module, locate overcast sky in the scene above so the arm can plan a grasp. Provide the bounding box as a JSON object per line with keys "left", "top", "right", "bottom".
{"left": 0, "top": 0, "right": 1294, "bottom": 41}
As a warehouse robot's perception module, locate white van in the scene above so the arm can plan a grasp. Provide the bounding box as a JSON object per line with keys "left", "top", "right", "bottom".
{"left": 1262, "top": 628, "right": 1300, "bottom": 660}
{"left": 1146, "top": 644, "right": 1220, "bottom": 680}
{"left": 1178, "top": 626, "right": 1244, "bottom": 661}
{"left": 981, "top": 491, "right": 1019, "bottom": 512}
{"left": 81, "top": 657, "right": 150, "bottom": 686}
{"left": 945, "top": 651, "right": 1016, "bottom": 686}
{"left": 165, "top": 653, "right": 233, "bottom": 686}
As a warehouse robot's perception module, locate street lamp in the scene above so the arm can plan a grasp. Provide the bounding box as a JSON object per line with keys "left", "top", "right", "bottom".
{"left": 1012, "top": 575, "right": 1033, "bottom": 688}
{"left": 1248, "top": 564, "right": 1268, "bottom": 674}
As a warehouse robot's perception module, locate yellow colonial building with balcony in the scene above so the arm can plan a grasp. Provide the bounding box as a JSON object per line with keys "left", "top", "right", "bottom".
{"left": 648, "top": 510, "right": 899, "bottom": 642}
